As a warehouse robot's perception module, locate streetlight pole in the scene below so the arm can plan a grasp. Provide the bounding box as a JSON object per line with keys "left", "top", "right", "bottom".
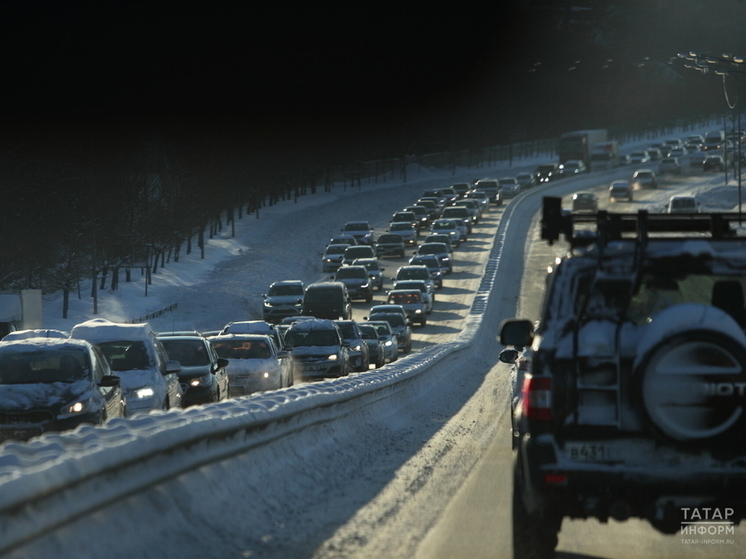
{"left": 678, "top": 52, "right": 744, "bottom": 224}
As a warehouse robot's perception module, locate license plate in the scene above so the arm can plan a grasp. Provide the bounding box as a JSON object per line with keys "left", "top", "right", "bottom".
{"left": 564, "top": 442, "right": 619, "bottom": 462}
{"left": 0, "top": 428, "right": 42, "bottom": 442}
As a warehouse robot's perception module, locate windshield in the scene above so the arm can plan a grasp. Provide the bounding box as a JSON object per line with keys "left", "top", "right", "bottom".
{"left": 369, "top": 323, "right": 392, "bottom": 336}
{"left": 410, "top": 257, "right": 436, "bottom": 267}
{"left": 378, "top": 235, "right": 401, "bottom": 243}
{"left": 212, "top": 339, "right": 272, "bottom": 359}
{"left": 325, "top": 245, "right": 347, "bottom": 255}
{"left": 418, "top": 244, "right": 444, "bottom": 254}
{"left": 626, "top": 274, "right": 746, "bottom": 325}
{"left": 336, "top": 267, "right": 366, "bottom": 279}
{"left": 388, "top": 292, "right": 421, "bottom": 304}
{"left": 268, "top": 284, "right": 303, "bottom": 296}
{"left": 369, "top": 313, "right": 406, "bottom": 328}
{"left": 96, "top": 340, "right": 151, "bottom": 371}
{"left": 304, "top": 287, "right": 342, "bottom": 302}
{"left": 390, "top": 223, "right": 413, "bottom": 232}
{"left": 334, "top": 322, "right": 358, "bottom": 339}
{"left": 433, "top": 222, "right": 454, "bottom": 230}
{"left": 160, "top": 339, "right": 211, "bottom": 366}
{"left": 284, "top": 328, "right": 340, "bottom": 347}
{"left": 671, "top": 198, "right": 696, "bottom": 209}
{"left": 344, "top": 247, "right": 372, "bottom": 258}
{"left": 0, "top": 348, "right": 89, "bottom": 384}
{"left": 398, "top": 268, "right": 429, "bottom": 280}
{"left": 344, "top": 223, "right": 369, "bottom": 232}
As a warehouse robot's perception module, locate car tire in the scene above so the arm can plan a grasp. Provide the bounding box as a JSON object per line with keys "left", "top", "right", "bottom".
{"left": 420, "top": 318, "right": 426, "bottom": 327}
{"left": 512, "top": 457, "right": 560, "bottom": 559}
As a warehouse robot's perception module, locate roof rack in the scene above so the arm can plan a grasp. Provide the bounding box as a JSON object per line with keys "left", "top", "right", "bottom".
{"left": 541, "top": 196, "right": 740, "bottom": 249}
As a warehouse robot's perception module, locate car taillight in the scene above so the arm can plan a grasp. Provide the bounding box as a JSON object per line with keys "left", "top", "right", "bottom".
{"left": 522, "top": 375, "right": 552, "bottom": 421}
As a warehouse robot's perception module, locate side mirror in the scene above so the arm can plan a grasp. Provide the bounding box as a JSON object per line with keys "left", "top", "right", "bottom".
{"left": 99, "top": 375, "right": 121, "bottom": 387}
{"left": 165, "top": 360, "right": 182, "bottom": 374}
{"left": 499, "top": 348, "right": 521, "bottom": 364}
{"left": 499, "top": 318, "right": 534, "bottom": 347}
{"left": 216, "top": 358, "right": 229, "bottom": 369}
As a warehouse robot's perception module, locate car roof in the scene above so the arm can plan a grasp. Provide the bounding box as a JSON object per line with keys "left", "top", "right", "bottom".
{"left": 70, "top": 318, "right": 154, "bottom": 343}
{"left": 2, "top": 328, "right": 70, "bottom": 341}
{"left": 221, "top": 321, "right": 276, "bottom": 334}
{"left": 306, "top": 281, "right": 346, "bottom": 289}
{"left": 287, "top": 318, "right": 338, "bottom": 331}
{"left": 0, "top": 337, "right": 93, "bottom": 352}
{"left": 211, "top": 333, "right": 274, "bottom": 344}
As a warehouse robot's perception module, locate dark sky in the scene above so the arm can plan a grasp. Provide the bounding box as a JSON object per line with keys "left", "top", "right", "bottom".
{"left": 0, "top": 2, "right": 519, "bottom": 150}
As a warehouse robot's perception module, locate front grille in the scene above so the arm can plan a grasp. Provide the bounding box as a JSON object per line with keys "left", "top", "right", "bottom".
{"left": 0, "top": 411, "right": 55, "bottom": 424}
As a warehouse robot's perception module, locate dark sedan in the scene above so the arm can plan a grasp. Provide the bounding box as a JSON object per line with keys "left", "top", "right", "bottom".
{"left": 158, "top": 333, "right": 229, "bottom": 406}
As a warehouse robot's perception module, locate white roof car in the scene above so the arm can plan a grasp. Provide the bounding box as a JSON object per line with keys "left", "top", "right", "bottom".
{"left": 665, "top": 195, "right": 700, "bottom": 214}
{"left": 70, "top": 318, "right": 183, "bottom": 414}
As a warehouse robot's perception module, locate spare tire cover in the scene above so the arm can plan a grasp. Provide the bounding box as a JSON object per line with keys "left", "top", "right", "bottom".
{"left": 634, "top": 303, "right": 746, "bottom": 445}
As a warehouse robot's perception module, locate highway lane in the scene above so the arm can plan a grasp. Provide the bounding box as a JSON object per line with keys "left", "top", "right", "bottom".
{"left": 411, "top": 171, "right": 746, "bottom": 559}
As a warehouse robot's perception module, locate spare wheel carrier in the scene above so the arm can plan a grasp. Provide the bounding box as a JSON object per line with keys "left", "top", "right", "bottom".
{"left": 634, "top": 304, "right": 746, "bottom": 451}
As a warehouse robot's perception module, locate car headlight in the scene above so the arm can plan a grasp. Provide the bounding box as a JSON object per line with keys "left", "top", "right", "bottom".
{"left": 352, "top": 344, "right": 361, "bottom": 351}
{"left": 264, "top": 302, "right": 273, "bottom": 308}
{"left": 189, "top": 375, "right": 213, "bottom": 387}
{"left": 327, "top": 354, "right": 338, "bottom": 361}
{"left": 62, "top": 398, "right": 93, "bottom": 416}
{"left": 361, "top": 283, "right": 369, "bottom": 289}
{"left": 134, "top": 387, "right": 155, "bottom": 399}
{"left": 385, "top": 340, "right": 393, "bottom": 346}
{"left": 414, "top": 309, "right": 422, "bottom": 314}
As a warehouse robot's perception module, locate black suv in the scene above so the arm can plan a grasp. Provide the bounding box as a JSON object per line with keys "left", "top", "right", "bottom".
{"left": 500, "top": 197, "right": 746, "bottom": 558}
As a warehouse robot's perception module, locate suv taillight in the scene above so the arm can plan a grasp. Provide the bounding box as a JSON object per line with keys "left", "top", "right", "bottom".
{"left": 522, "top": 375, "right": 552, "bottom": 421}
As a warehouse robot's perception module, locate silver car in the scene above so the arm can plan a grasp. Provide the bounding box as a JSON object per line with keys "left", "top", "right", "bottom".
{"left": 211, "top": 333, "right": 293, "bottom": 396}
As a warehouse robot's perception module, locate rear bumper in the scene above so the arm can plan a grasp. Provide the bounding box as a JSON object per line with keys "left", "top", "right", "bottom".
{"left": 519, "top": 434, "right": 746, "bottom": 524}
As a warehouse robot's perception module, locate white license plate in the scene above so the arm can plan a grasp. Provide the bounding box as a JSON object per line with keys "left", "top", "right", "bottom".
{"left": 564, "top": 442, "right": 620, "bottom": 462}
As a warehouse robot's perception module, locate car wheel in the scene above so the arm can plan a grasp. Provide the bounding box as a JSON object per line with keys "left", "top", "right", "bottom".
{"left": 366, "top": 294, "right": 373, "bottom": 303}
{"left": 420, "top": 318, "right": 427, "bottom": 327}
{"left": 512, "top": 457, "right": 560, "bottom": 559}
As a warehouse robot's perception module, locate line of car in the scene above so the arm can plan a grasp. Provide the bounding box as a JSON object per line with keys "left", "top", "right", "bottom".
{"left": 571, "top": 131, "right": 738, "bottom": 214}
{"left": 0, "top": 177, "right": 511, "bottom": 443}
